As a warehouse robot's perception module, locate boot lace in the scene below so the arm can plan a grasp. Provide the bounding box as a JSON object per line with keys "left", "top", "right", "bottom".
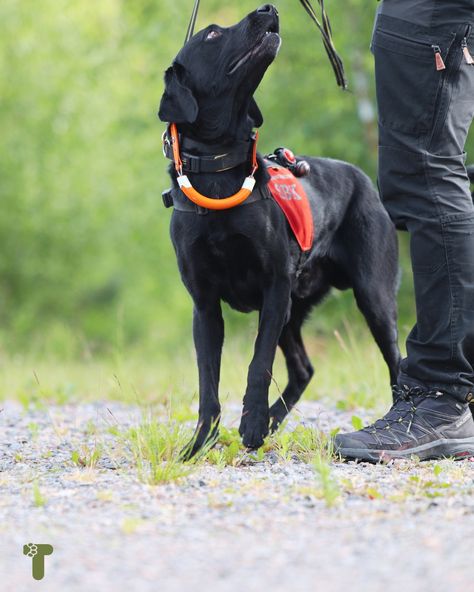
{"left": 362, "top": 385, "right": 444, "bottom": 435}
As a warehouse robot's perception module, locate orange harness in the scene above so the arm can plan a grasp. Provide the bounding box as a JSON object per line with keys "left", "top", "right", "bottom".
{"left": 167, "top": 123, "right": 259, "bottom": 211}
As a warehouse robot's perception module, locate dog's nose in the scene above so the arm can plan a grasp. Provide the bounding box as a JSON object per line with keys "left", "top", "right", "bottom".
{"left": 257, "top": 4, "right": 278, "bottom": 16}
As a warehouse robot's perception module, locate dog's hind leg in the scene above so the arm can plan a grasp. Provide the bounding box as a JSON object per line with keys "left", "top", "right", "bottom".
{"left": 352, "top": 279, "right": 401, "bottom": 387}
{"left": 180, "top": 298, "right": 224, "bottom": 460}
{"left": 239, "top": 279, "right": 292, "bottom": 449}
{"left": 269, "top": 300, "right": 314, "bottom": 432}
{"left": 335, "top": 196, "right": 402, "bottom": 391}
{"left": 344, "top": 219, "right": 402, "bottom": 389}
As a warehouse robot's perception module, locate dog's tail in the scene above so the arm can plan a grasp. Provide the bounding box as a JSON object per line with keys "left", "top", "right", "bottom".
{"left": 468, "top": 165, "right": 474, "bottom": 185}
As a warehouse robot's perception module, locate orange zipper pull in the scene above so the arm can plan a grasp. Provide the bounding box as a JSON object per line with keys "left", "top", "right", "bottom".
{"left": 462, "top": 38, "right": 474, "bottom": 65}
{"left": 432, "top": 45, "right": 446, "bottom": 70}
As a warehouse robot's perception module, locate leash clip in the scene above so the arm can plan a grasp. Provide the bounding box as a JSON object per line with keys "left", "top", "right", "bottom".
{"left": 162, "top": 130, "right": 171, "bottom": 158}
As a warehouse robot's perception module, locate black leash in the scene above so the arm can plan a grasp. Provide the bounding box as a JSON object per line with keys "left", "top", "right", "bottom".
{"left": 184, "top": 0, "right": 200, "bottom": 44}
{"left": 183, "top": 0, "right": 347, "bottom": 89}
{"left": 298, "top": 0, "right": 347, "bottom": 89}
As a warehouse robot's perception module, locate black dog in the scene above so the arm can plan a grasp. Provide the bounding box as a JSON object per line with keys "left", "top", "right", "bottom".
{"left": 158, "top": 4, "right": 401, "bottom": 458}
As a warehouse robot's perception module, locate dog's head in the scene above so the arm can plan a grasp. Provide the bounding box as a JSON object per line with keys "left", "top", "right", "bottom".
{"left": 158, "top": 4, "right": 280, "bottom": 141}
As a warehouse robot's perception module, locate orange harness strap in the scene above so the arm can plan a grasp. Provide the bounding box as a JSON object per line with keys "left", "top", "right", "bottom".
{"left": 169, "top": 123, "right": 258, "bottom": 211}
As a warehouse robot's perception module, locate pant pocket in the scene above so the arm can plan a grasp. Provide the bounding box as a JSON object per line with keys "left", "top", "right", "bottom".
{"left": 373, "top": 27, "right": 455, "bottom": 133}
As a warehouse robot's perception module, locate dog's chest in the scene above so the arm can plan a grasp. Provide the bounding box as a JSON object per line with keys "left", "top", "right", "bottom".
{"left": 204, "top": 233, "right": 265, "bottom": 312}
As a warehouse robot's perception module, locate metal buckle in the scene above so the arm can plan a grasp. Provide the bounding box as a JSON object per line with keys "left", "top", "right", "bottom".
{"left": 162, "top": 130, "right": 171, "bottom": 158}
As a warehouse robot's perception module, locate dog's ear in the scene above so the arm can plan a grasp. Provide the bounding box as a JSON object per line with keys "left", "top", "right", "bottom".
{"left": 248, "top": 97, "right": 263, "bottom": 128}
{"left": 158, "top": 64, "right": 198, "bottom": 124}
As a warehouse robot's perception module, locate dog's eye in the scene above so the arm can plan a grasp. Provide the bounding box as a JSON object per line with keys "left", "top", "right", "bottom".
{"left": 205, "top": 30, "right": 222, "bottom": 41}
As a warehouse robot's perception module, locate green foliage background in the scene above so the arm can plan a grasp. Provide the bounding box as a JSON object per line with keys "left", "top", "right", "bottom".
{"left": 0, "top": 0, "right": 472, "bottom": 361}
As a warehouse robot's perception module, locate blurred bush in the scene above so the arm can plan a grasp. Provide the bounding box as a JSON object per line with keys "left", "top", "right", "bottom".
{"left": 0, "top": 0, "right": 472, "bottom": 355}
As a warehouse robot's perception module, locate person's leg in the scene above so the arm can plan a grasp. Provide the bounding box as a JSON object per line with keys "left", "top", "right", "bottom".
{"left": 378, "top": 20, "right": 474, "bottom": 402}
{"left": 335, "top": 15, "right": 474, "bottom": 460}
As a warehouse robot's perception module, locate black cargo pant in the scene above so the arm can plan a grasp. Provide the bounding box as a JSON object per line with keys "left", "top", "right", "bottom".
{"left": 372, "top": 14, "right": 474, "bottom": 403}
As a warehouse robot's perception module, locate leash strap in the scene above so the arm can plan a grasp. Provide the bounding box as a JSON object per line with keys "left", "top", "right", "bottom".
{"left": 298, "top": 0, "right": 347, "bottom": 89}
{"left": 184, "top": 0, "right": 200, "bottom": 44}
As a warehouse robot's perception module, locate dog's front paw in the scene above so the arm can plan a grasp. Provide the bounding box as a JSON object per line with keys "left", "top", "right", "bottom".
{"left": 239, "top": 406, "right": 269, "bottom": 449}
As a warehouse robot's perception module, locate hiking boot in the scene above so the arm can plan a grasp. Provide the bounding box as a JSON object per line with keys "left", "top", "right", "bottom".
{"left": 334, "top": 386, "right": 474, "bottom": 462}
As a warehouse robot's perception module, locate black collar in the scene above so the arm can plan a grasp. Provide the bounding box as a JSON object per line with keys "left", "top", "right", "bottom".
{"left": 163, "top": 181, "right": 271, "bottom": 214}
{"left": 163, "top": 128, "right": 255, "bottom": 174}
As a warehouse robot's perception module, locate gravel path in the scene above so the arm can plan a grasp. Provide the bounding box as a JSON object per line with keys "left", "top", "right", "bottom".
{"left": 1, "top": 399, "right": 473, "bottom": 592}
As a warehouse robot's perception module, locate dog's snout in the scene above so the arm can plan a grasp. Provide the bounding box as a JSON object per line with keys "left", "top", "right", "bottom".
{"left": 257, "top": 4, "right": 278, "bottom": 16}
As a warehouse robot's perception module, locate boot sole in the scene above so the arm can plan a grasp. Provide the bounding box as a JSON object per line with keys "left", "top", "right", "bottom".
{"left": 337, "top": 436, "right": 474, "bottom": 463}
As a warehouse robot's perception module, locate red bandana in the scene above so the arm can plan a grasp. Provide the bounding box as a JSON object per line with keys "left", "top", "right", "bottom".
{"left": 266, "top": 164, "right": 314, "bottom": 252}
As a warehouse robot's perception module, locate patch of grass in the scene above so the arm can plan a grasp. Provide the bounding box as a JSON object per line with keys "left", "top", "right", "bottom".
{"left": 266, "top": 425, "right": 332, "bottom": 464}
{"left": 71, "top": 444, "right": 102, "bottom": 469}
{"left": 0, "top": 316, "right": 408, "bottom": 413}
{"left": 247, "top": 447, "right": 266, "bottom": 463}
{"left": 387, "top": 463, "right": 458, "bottom": 501}
{"left": 0, "top": 353, "right": 197, "bottom": 407}
{"left": 293, "top": 433, "right": 341, "bottom": 507}
{"left": 119, "top": 418, "right": 193, "bottom": 485}
{"left": 312, "top": 433, "right": 341, "bottom": 508}
{"left": 203, "top": 426, "right": 245, "bottom": 467}
{"left": 16, "top": 372, "right": 76, "bottom": 410}
{"left": 351, "top": 415, "right": 364, "bottom": 431}
{"left": 198, "top": 423, "right": 338, "bottom": 469}
{"left": 205, "top": 439, "right": 242, "bottom": 468}
{"left": 199, "top": 425, "right": 329, "bottom": 467}
{"left": 107, "top": 425, "right": 122, "bottom": 437}
{"left": 313, "top": 453, "right": 341, "bottom": 508}
{"left": 269, "top": 430, "right": 294, "bottom": 462}
{"left": 32, "top": 480, "right": 47, "bottom": 507}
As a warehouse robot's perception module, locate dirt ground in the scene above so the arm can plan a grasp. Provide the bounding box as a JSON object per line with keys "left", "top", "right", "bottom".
{"left": 1, "top": 400, "right": 473, "bottom": 592}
